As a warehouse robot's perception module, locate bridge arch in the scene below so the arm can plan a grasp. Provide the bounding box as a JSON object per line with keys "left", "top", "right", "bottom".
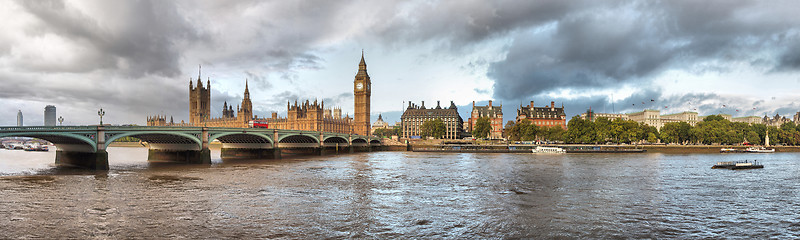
{"left": 209, "top": 132, "right": 273, "bottom": 144}
{"left": 0, "top": 132, "right": 97, "bottom": 152}
{"left": 370, "top": 139, "right": 382, "bottom": 145}
{"left": 277, "top": 134, "right": 320, "bottom": 143}
{"left": 351, "top": 138, "right": 368, "bottom": 144}
{"left": 104, "top": 131, "right": 202, "bottom": 150}
{"left": 322, "top": 136, "right": 348, "bottom": 144}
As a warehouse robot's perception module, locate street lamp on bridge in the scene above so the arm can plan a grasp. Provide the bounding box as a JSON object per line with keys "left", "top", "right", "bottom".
{"left": 58, "top": 116, "right": 64, "bottom": 126}
{"left": 98, "top": 108, "right": 105, "bottom": 126}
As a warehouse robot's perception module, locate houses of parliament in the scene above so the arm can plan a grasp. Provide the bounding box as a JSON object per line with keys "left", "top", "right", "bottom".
{"left": 147, "top": 52, "right": 372, "bottom": 136}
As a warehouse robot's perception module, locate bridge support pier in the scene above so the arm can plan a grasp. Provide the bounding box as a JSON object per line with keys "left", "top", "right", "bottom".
{"left": 148, "top": 149, "right": 210, "bottom": 164}
{"left": 55, "top": 150, "right": 109, "bottom": 170}
{"left": 318, "top": 147, "right": 325, "bottom": 156}
{"left": 221, "top": 148, "right": 278, "bottom": 159}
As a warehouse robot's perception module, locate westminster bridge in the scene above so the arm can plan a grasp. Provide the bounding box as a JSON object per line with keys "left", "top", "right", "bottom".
{"left": 0, "top": 126, "right": 382, "bottom": 170}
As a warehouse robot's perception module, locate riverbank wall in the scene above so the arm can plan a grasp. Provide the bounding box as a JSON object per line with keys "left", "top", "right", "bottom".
{"left": 404, "top": 144, "right": 800, "bottom": 154}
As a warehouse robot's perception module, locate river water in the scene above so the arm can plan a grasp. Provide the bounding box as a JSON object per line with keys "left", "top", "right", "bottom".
{"left": 0, "top": 147, "right": 798, "bottom": 239}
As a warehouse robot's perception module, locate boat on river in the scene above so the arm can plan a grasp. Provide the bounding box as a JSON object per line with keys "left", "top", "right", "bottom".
{"left": 720, "top": 148, "right": 741, "bottom": 153}
{"left": 712, "top": 160, "right": 763, "bottom": 169}
{"left": 744, "top": 147, "right": 774, "bottom": 153}
{"left": 532, "top": 146, "right": 565, "bottom": 153}
{"left": 23, "top": 142, "right": 49, "bottom": 151}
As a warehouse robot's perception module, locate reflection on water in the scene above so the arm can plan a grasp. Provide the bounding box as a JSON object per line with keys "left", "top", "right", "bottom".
{"left": 0, "top": 147, "right": 799, "bottom": 238}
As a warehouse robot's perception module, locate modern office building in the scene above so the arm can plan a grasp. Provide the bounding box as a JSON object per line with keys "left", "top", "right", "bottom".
{"left": 17, "top": 110, "right": 23, "bottom": 126}
{"left": 44, "top": 105, "right": 56, "bottom": 126}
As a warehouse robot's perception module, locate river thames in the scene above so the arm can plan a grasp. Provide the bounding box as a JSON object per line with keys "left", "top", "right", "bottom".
{"left": 0, "top": 147, "right": 798, "bottom": 238}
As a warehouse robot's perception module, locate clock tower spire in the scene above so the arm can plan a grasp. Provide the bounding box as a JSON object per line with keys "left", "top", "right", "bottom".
{"left": 354, "top": 50, "right": 371, "bottom": 136}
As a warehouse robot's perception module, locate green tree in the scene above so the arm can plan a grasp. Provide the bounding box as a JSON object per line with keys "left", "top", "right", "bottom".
{"left": 541, "top": 126, "right": 565, "bottom": 142}
{"left": 372, "top": 128, "right": 392, "bottom": 138}
{"left": 504, "top": 121, "right": 517, "bottom": 140}
{"left": 564, "top": 116, "right": 594, "bottom": 143}
{"left": 703, "top": 115, "right": 725, "bottom": 122}
{"left": 472, "top": 117, "right": 492, "bottom": 139}
{"left": 647, "top": 132, "right": 658, "bottom": 143}
{"left": 392, "top": 125, "right": 403, "bottom": 137}
{"left": 519, "top": 121, "right": 540, "bottom": 141}
{"left": 420, "top": 118, "right": 446, "bottom": 139}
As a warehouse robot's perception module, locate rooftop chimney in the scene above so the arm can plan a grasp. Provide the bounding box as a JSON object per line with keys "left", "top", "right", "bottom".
{"left": 421, "top": 101, "right": 426, "bottom": 109}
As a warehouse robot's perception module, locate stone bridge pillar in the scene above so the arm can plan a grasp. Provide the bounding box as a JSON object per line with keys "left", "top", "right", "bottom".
{"left": 54, "top": 126, "right": 108, "bottom": 170}
{"left": 272, "top": 129, "right": 281, "bottom": 159}
{"left": 318, "top": 131, "right": 325, "bottom": 156}
{"left": 348, "top": 135, "right": 354, "bottom": 153}
{"left": 199, "top": 127, "right": 211, "bottom": 164}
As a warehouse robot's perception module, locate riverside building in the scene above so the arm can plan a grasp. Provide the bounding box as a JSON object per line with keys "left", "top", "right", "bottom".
{"left": 148, "top": 52, "right": 370, "bottom": 135}
{"left": 401, "top": 101, "right": 464, "bottom": 139}
{"left": 467, "top": 100, "right": 503, "bottom": 139}
{"left": 515, "top": 101, "right": 567, "bottom": 129}
{"left": 371, "top": 114, "right": 389, "bottom": 134}
{"left": 580, "top": 108, "right": 629, "bottom": 121}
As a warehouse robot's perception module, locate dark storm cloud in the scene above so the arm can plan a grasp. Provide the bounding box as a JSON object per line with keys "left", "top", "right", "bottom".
{"left": 3, "top": 0, "right": 799, "bottom": 126}
{"left": 483, "top": 1, "right": 800, "bottom": 100}
{"left": 15, "top": 0, "right": 201, "bottom": 77}
{"left": 376, "top": 0, "right": 585, "bottom": 51}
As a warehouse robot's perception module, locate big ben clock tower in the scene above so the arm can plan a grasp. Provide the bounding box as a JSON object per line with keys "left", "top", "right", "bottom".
{"left": 354, "top": 51, "right": 371, "bottom": 136}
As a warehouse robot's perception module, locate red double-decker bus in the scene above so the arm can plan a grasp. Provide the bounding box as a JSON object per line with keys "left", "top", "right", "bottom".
{"left": 249, "top": 120, "right": 269, "bottom": 128}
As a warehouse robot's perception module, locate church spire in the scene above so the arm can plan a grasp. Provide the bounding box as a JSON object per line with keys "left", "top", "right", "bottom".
{"left": 355, "top": 50, "right": 369, "bottom": 79}
{"left": 244, "top": 79, "right": 250, "bottom": 98}
{"left": 197, "top": 65, "right": 203, "bottom": 88}
{"left": 359, "top": 50, "right": 366, "bottom": 70}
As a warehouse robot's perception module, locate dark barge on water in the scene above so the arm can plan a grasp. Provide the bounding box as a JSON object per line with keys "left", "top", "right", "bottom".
{"left": 712, "top": 160, "right": 764, "bottom": 170}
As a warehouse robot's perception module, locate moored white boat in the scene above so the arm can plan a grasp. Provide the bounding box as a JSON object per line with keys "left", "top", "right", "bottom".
{"left": 744, "top": 147, "right": 774, "bottom": 153}
{"left": 532, "top": 146, "right": 565, "bottom": 153}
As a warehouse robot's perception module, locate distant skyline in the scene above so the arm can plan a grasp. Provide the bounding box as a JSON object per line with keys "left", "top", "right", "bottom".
{"left": 2, "top": 1, "right": 800, "bottom": 126}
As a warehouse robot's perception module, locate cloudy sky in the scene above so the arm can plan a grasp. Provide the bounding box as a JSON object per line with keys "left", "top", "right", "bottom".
{"left": 2, "top": 0, "right": 800, "bottom": 126}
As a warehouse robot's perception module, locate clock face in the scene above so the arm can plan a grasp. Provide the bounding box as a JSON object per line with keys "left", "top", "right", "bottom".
{"left": 356, "top": 82, "right": 363, "bottom": 90}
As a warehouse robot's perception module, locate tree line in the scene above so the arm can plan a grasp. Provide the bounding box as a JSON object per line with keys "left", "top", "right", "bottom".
{"left": 373, "top": 114, "right": 800, "bottom": 145}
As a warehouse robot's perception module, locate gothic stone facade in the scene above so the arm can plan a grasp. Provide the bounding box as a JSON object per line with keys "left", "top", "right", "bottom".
{"left": 149, "top": 53, "right": 370, "bottom": 134}
{"left": 264, "top": 100, "right": 353, "bottom": 134}
{"left": 353, "top": 52, "right": 371, "bottom": 136}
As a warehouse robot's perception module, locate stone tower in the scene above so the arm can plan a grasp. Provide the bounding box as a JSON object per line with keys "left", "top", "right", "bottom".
{"left": 189, "top": 65, "right": 211, "bottom": 125}
{"left": 353, "top": 51, "right": 371, "bottom": 136}
{"left": 237, "top": 79, "right": 253, "bottom": 122}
